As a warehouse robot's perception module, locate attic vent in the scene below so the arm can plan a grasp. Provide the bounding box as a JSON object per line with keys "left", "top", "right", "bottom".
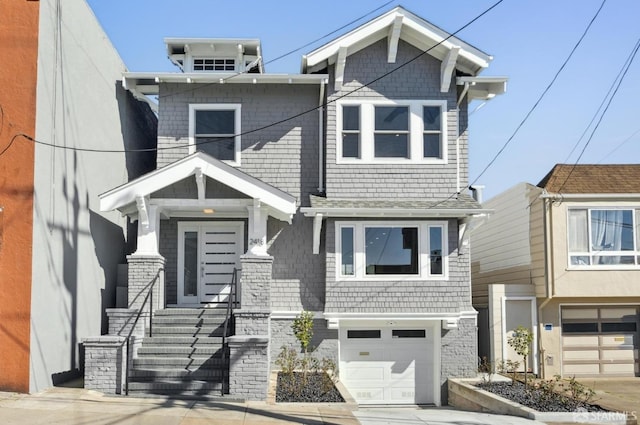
{"left": 193, "top": 58, "right": 235, "bottom": 71}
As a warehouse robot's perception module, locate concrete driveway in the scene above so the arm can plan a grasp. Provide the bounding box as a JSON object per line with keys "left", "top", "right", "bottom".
{"left": 577, "top": 377, "right": 640, "bottom": 421}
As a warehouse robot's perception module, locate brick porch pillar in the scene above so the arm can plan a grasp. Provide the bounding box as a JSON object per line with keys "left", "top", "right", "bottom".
{"left": 228, "top": 255, "right": 273, "bottom": 400}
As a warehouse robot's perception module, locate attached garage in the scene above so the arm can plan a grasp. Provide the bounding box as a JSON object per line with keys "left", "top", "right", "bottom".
{"left": 339, "top": 322, "right": 438, "bottom": 405}
{"left": 561, "top": 306, "right": 639, "bottom": 376}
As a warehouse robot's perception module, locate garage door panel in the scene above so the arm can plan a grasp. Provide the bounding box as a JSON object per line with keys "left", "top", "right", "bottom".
{"left": 344, "top": 364, "right": 386, "bottom": 381}
{"left": 389, "top": 387, "right": 415, "bottom": 401}
{"left": 564, "top": 335, "right": 599, "bottom": 347}
{"left": 602, "top": 363, "right": 636, "bottom": 374}
{"left": 601, "top": 349, "right": 636, "bottom": 361}
{"left": 564, "top": 363, "right": 600, "bottom": 375}
{"left": 601, "top": 335, "right": 635, "bottom": 347}
{"left": 563, "top": 350, "right": 599, "bottom": 361}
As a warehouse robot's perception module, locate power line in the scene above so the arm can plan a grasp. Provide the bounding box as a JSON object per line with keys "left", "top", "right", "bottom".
{"left": 598, "top": 127, "right": 640, "bottom": 163}
{"left": 469, "top": 0, "right": 608, "bottom": 189}
{"left": 157, "top": 1, "right": 395, "bottom": 100}
{"left": 555, "top": 37, "right": 640, "bottom": 193}
{"left": 3, "top": 0, "right": 505, "bottom": 156}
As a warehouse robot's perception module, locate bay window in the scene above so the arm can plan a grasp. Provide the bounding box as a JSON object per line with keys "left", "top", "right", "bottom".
{"left": 336, "top": 221, "right": 447, "bottom": 279}
{"left": 568, "top": 208, "right": 640, "bottom": 267}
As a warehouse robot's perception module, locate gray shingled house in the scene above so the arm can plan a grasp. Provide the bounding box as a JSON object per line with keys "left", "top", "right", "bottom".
{"left": 87, "top": 6, "right": 507, "bottom": 405}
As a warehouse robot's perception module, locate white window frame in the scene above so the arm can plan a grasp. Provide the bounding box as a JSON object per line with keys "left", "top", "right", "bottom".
{"left": 567, "top": 207, "right": 640, "bottom": 269}
{"left": 336, "top": 99, "right": 448, "bottom": 164}
{"left": 189, "top": 104, "right": 242, "bottom": 166}
{"left": 192, "top": 57, "right": 236, "bottom": 72}
{"left": 336, "top": 221, "right": 448, "bottom": 281}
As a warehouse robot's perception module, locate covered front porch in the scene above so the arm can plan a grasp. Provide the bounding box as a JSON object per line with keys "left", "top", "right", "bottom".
{"left": 86, "top": 152, "right": 297, "bottom": 399}
{"left": 99, "top": 151, "right": 297, "bottom": 311}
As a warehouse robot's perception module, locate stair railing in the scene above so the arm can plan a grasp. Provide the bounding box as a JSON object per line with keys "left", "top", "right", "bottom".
{"left": 123, "top": 267, "right": 163, "bottom": 396}
{"left": 220, "top": 267, "right": 240, "bottom": 395}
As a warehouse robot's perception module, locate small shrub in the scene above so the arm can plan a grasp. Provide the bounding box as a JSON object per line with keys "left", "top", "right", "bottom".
{"left": 507, "top": 326, "right": 533, "bottom": 387}
{"left": 292, "top": 311, "right": 314, "bottom": 353}
{"left": 478, "top": 356, "right": 494, "bottom": 384}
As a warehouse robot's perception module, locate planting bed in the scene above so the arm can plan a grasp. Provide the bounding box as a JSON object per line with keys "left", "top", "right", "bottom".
{"left": 276, "top": 372, "right": 344, "bottom": 403}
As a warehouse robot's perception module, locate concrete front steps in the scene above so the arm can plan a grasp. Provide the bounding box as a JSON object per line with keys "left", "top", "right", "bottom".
{"left": 127, "top": 308, "right": 235, "bottom": 399}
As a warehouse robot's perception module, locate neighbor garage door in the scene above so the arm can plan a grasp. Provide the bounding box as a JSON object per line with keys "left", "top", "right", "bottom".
{"left": 340, "top": 325, "right": 435, "bottom": 405}
{"left": 561, "top": 306, "right": 639, "bottom": 376}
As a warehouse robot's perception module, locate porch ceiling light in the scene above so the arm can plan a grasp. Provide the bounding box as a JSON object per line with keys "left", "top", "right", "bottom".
{"left": 203, "top": 208, "right": 215, "bottom": 214}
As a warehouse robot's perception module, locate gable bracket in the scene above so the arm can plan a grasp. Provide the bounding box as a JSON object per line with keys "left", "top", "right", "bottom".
{"left": 334, "top": 46, "right": 348, "bottom": 91}
{"left": 387, "top": 14, "right": 404, "bottom": 63}
{"left": 136, "top": 195, "right": 150, "bottom": 230}
{"left": 195, "top": 167, "right": 205, "bottom": 201}
{"left": 440, "top": 46, "right": 460, "bottom": 93}
{"left": 312, "top": 213, "right": 324, "bottom": 255}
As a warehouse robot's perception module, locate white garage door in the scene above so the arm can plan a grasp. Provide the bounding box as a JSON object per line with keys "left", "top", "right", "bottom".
{"left": 562, "top": 306, "right": 639, "bottom": 376}
{"left": 340, "top": 325, "right": 435, "bottom": 405}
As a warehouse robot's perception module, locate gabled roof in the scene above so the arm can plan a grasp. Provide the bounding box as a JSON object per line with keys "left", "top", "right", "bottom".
{"left": 538, "top": 164, "right": 640, "bottom": 194}
{"left": 100, "top": 151, "right": 297, "bottom": 222}
{"left": 302, "top": 6, "right": 492, "bottom": 76}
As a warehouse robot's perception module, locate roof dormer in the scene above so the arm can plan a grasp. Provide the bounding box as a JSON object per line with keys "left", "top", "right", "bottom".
{"left": 165, "top": 38, "right": 264, "bottom": 73}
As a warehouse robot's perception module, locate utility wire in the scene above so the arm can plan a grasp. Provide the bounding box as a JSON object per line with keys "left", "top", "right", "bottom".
{"left": 555, "top": 37, "right": 640, "bottom": 193}
{"left": 598, "top": 127, "right": 640, "bottom": 163}
{"left": 158, "top": 1, "right": 395, "bottom": 100}
{"left": 469, "top": 0, "right": 608, "bottom": 190}
{"left": 3, "top": 0, "right": 505, "bottom": 156}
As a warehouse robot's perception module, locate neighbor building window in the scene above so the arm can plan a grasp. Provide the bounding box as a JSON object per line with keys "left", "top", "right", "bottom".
{"left": 568, "top": 208, "right": 639, "bottom": 267}
{"left": 336, "top": 221, "right": 447, "bottom": 279}
{"left": 336, "top": 100, "right": 447, "bottom": 163}
{"left": 189, "top": 104, "right": 241, "bottom": 164}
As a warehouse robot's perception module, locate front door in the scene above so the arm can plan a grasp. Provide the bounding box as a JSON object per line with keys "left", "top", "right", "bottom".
{"left": 178, "top": 222, "right": 244, "bottom": 305}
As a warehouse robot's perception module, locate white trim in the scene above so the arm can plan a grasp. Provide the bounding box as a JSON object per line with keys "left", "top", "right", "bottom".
{"left": 440, "top": 46, "right": 460, "bottom": 92}
{"left": 500, "top": 296, "right": 538, "bottom": 375}
{"left": 301, "top": 206, "right": 492, "bottom": 218}
{"left": 542, "top": 193, "right": 640, "bottom": 200}
{"left": 335, "top": 220, "right": 448, "bottom": 281}
{"left": 99, "top": 152, "right": 296, "bottom": 222}
{"left": 323, "top": 310, "right": 478, "bottom": 321}
{"left": 387, "top": 14, "right": 404, "bottom": 63}
{"left": 189, "top": 104, "right": 242, "bottom": 166}
{"left": 336, "top": 99, "right": 448, "bottom": 164}
{"left": 270, "top": 311, "right": 325, "bottom": 319}
{"left": 334, "top": 46, "right": 348, "bottom": 91}
{"left": 303, "top": 6, "right": 491, "bottom": 76}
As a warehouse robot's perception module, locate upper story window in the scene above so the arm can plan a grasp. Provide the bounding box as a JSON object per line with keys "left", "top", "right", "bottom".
{"left": 189, "top": 104, "right": 241, "bottom": 165}
{"left": 337, "top": 221, "right": 447, "bottom": 280}
{"left": 193, "top": 58, "right": 236, "bottom": 72}
{"left": 336, "top": 100, "right": 447, "bottom": 164}
{"left": 568, "top": 208, "right": 640, "bottom": 267}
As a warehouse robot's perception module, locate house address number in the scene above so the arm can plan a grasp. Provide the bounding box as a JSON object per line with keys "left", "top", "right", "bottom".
{"left": 249, "top": 238, "right": 264, "bottom": 246}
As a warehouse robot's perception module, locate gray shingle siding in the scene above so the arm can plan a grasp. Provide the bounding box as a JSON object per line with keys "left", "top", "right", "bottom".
{"left": 156, "top": 83, "right": 320, "bottom": 202}
{"left": 325, "top": 39, "right": 469, "bottom": 199}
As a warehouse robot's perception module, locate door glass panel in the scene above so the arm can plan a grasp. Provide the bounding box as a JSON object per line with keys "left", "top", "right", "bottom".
{"left": 183, "top": 231, "right": 198, "bottom": 297}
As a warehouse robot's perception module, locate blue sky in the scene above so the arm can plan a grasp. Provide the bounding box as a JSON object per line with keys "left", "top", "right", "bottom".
{"left": 87, "top": 0, "right": 640, "bottom": 200}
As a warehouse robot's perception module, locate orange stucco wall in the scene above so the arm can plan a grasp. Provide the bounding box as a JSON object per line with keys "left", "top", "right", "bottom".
{"left": 0, "top": 0, "right": 40, "bottom": 393}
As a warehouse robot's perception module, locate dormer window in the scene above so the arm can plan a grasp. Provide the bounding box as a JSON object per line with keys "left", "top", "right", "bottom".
{"left": 193, "top": 58, "right": 236, "bottom": 72}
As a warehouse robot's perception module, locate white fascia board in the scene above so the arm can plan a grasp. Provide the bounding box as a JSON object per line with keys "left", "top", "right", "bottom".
{"left": 123, "top": 72, "right": 328, "bottom": 86}
{"left": 304, "top": 7, "right": 491, "bottom": 75}
{"left": 300, "top": 207, "right": 492, "bottom": 218}
{"left": 456, "top": 76, "right": 508, "bottom": 100}
{"left": 100, "top": 153, "right": 297, "bottom": 218}
{"left": 323, "top": 311, "right": 478, "bottom": 320}
{"left": 541, "top": 193, "right": 640, "bottom": 200}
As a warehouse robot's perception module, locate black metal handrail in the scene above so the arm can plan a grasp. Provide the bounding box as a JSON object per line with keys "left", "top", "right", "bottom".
{"left": 123, "top": 267, "right": 163, "bottom": 396}
{"left": 220, "top": 267, "right": 240, "bottom": 395}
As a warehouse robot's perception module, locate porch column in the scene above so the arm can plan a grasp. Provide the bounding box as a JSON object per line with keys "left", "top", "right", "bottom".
{"left": 127, "top": 197, "right": 165, "bottom": 319}
{"left": 246, "top": 199, "right": 268, "bottom": 256}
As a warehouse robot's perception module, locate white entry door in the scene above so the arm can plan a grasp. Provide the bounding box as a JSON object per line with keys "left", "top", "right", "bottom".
{"left": 177, "top": 222, "right": 244, "bottom": 305}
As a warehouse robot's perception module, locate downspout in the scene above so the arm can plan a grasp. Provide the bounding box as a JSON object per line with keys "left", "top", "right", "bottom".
{"left": 537, "top": 194, "right": 554, "bottom": 377}
{"left": 317, "top": 79, "right": 326, "bottom": 193}
{"left": 456, "top": 82, "right": 471, "bottom": 194}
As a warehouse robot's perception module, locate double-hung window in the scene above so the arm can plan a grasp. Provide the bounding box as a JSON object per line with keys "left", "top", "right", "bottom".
{"left": 189, "top": 104, "right": 241, "bottom": 165}
{"left": 337, "top": 100, "right": 447, "bottom": 163}
{"left": 337, "top": 221, "right": 447, "bottom": 279}
{"left": 568, "top": 208, "right": 640, "bottom": 267}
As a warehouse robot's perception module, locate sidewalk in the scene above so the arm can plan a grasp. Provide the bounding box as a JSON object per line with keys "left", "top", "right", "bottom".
{"left": 0, "top": 387, "right": 359, "bottom": 425}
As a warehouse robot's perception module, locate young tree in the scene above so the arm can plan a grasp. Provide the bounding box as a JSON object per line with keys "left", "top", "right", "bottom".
{"left": 507, "top": 326, "right": 534, "bottom": 387}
